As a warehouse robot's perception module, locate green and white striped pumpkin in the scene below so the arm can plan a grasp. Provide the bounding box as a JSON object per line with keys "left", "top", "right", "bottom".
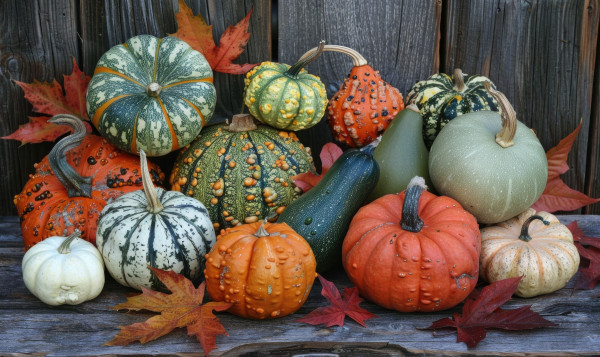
{"left": 87, "top": 35, "right": 216, "bottom": 157}
{"left": 96, "top": 150, "right": 216, "bottom": 291}
{"left": 170, "top": 114, "right": 315, "bottom": 230}
{"left": 407, "top": 68, "right": 498, "bottom": 148}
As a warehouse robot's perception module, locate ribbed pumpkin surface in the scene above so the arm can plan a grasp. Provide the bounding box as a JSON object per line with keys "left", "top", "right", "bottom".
{"left": 96, "top": 187, "right": 216, "bottom": 291}
{"left": 407, "top": 71, "right": 497, "bottom": 148}
{"left": 205, "top": 221, "right": 317, "bottom": 319}
{"left": 170, "top": 121, "right": 315, "bottom": 229}
{"left": 243, "top": 62, "right": 327, "bottom": 130}
{"left": 87, "top": 35, "right": 216, "bottom": 156}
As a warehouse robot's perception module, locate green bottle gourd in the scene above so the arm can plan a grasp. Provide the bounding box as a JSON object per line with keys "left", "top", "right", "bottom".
{"left": 367, "top": 104, "right": 432, "bottom": 201}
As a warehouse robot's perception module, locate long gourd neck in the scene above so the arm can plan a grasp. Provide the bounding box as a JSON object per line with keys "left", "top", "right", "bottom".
{"left": 297, "top": 44, "right": 369, "bottom": 68}
{"left": 286, "top": 40, "right": 327, "bottom": 77}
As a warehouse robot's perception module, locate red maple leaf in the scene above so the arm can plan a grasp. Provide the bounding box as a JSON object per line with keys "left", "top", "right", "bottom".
{"left": 291, "top": 143, "right": 344, "bottom": 192}
{"left": 3, "top": 58, "right": 92, "bottom": 145}
{"left": 170, "top": 0, "right": 257, "bottom": 74}
{"left": 296, "top": 274, "right": 377, "bottom": 327}
{"left": 106, "top": 268, "right": 231, "bottom": 355}
{"left": 531, "top": 121, "right": 600, "bottom": 212}
{"left": 423, "top": 277, "right": 557, "bottom": 348}
{"left": 568, "top": 221, "right": 600, "bottom": 290}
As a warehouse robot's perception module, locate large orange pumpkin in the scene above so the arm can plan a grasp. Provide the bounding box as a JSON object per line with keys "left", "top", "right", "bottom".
{"left": 342, "top": 177, "right": 480, "bottom": 312}
{"left": 205, "top": 221, "right": 317, "bottom": 319}
{"left": 14, "top": 114, "right": 164, "bottom": 250}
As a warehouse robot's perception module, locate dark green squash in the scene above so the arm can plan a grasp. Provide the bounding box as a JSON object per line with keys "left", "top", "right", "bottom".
{"left": 278, "top": 146, "right": 379, "bottom": 273}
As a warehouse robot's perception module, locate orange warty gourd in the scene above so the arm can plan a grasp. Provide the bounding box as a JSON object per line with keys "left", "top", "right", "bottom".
{"left": 14, "top": 114, "right": 164, "bottom": 250}
{"left": 205, "top": 221, "right": 317, "bottom": 319}
{"left": 342, "top": 177, "right": 480, "bottom": 312}
{"left": 297, "top": 45, "right": 404, "bottom": 147}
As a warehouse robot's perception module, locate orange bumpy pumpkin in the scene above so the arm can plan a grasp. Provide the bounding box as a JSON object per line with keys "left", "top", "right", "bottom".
{"left": 297, "top": 45, "right": 404, "bottom": 147}
{"left": 342, "top": 177, "right": 480, "bottom": 312}
{"left": 205, "top": 221, "right": 317, "bottom": 319}
{"left": 14, "top": 114, "right": 164, "bottom": 250}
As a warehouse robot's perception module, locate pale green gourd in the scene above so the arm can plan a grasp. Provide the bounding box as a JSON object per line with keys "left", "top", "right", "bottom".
{"left": 368, "top": 104, "right": 432, "bottom": 201}
{"left": 428, "top": 84, "right": 547, "bottom": 224}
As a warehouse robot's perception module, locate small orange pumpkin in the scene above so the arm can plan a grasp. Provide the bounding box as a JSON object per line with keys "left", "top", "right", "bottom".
{"left": 14, "top": 114, "right": 164, "bottom": 250}
{"left": 205, "top": 221, "right": 317, "bottom": 319}
{"left": 297, "top": 45, "right": 404, "bottom": 147}
{"left": 342, "top": 177, "right": 480, "bottom": 312}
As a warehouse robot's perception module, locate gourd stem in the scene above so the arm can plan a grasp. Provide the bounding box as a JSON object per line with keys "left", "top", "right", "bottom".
{"left": 57, "top": 230, "right": 82, "bottom": 254}
{"left": 453, "top": 69, "right": 466, "bottom": 92}
{"left": 146, "top": 82, "right": 162, "bottom": 97}
{"left": 286, "top": 40, "right": 327, "bottom": 77}
{"left": 139, "top": 149, "right": 163, "bottom": 214}
{"left": 519, "top": 215, "right": 550, "bottom": 242}
{"left": 255, "top": 221, "right": 271, "bottom": 237}
{"left": 485, "top": 81, "right": 517, "bottom": 148}
{"left": 360, "top": 137, "right": 380, "bottom": 155}
{"left": 226, "top": 114, "right": 257, "bottom": 132}
{"left": 47, "top": 114, "right": 93, "bottom": 198}
{"left": 406, "top": 103, "right": 420, "bottom": 113}
{"left": 297, "top": 44, "right": 369, "bottom": 67}
{"left": 401, "top": 177, "right": 426, "bottom": 233}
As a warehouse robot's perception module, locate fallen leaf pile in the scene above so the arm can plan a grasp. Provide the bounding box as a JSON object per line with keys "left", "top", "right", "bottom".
{"left": 422, "top": 277, "right": 556, "bottom": 348}
{"left": 296, "top": 274, "right": 377, "bottom": 327}
{"left": 106, "top": 267, "right": 231, "bottom": 355}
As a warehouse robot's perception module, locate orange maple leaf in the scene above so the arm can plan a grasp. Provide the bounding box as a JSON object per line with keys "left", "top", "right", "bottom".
{"left": 106, "top": 268, "right": 231, "bottom": 355}
{"left": 3, "top": 58, "right": 91, "bottom": 145}
{"left": 531, "top": 121, "right": 600, "bottom": 212}
{"left": 170, "top": 0, "right": 257, "bottom": 75}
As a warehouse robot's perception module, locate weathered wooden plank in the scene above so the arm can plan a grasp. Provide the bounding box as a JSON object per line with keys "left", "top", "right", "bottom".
{"left": 586, "top": 9, "right": 600, "bottom": 215}
{"left": 1, "top": 215, "right": 600, "bottom": 356}
{"left": 0, "top": 0, "right": 80, "bottom": 216}
{"left": 278, "top": 0, "right": 441, "bottom": 167}
{"left": 444, "top": 0, "right": 600, "bottom": 214}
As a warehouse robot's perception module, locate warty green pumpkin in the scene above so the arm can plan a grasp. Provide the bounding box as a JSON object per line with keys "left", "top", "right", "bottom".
{"left": 407, "top": 69, "right": 498, "bottom": 148}
{"left": 96, "top": 150, "right": 216, "bottom": 291}
{"left": 428, "top": 83, "right": 547, "bottom": 224}
{"left": 87, "top": 34, "right": 216, "bottom": 156}
{"left": 243, "top": 41, "right": 328, "bottom": 131}
{"left": 170, "top": 114, "right": 315, "bottom": 230}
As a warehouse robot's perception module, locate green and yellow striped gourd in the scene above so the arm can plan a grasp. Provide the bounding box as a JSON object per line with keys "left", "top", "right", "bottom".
{"left": 170, "top": 114, "right": 315, "bottom": 230}
{"left": 87, "top": 35, "right": 216, "bottom": 156}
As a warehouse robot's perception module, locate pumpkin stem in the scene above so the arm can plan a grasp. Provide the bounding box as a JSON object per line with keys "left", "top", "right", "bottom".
{"left": 146, "top": 82, "right": 162, "bottom": 97}
{"left": 400, "top": 176, "right": 427, "bottom": 233}
{"left": 297, "top": 44, "right": 369, "bottom": 67}
{"left": 57, "top": 230, "right": 82, "bottom": 254}
{"left": 453, "top": 69, "right": 466, "bottom": 92}
{"left": 485, "top": 82, "right": 517, "bottom": 148}
{"left": 519, "top": 214, "right": 550, "bottom": 242}
{"left": 226, "top": 114, "right": 258, "bottom": 132}
{"left": 139, "top": 149, "right": 163, "bottom": 214}
{"left": 47, "top": 114, "right": 93, "bottom": 198}
{"left": 286, "top": 40, "right": 327, "bottom": 77}
{"left": 255, "top": 220, "right": 279, "bottom": 237}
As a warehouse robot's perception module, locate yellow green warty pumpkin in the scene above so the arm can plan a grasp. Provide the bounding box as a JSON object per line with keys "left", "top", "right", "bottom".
{"left": 170, "top": 114, "right": 315, "bottom": 229}
{"left": 243, "top": 43, "right": 328, "bottom": 131}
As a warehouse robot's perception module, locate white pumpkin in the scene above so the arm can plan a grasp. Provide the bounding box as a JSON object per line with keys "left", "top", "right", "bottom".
{"left": 96, "top": 150, "right": 216, "bottom": 291}
{"left": 22, "top": 231, "right": 105, "bottom": 305}
{"left": 480, "top": 208, "right": 580, "bottom": 298}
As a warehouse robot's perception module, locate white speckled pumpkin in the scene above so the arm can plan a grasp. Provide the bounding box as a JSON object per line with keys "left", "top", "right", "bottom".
{"left": 22, "top": 231, "right": 105, "bottom": 305}
{"left": 87, "top": 34, "right": 216, "bottom": 156}
{"left": 480, "top": 208, "right": 580, "bottom": 298}
{"left": 96, "top": 150, "right": 216, "bottom": 291}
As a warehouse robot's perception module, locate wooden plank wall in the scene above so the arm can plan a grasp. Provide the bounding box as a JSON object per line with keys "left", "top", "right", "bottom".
{"left": 1, "top": 0, "right": 599, "bottom": 215}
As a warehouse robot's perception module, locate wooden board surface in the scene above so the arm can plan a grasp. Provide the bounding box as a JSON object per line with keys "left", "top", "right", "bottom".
{"left": 1, "top": 0, "right": 600, "bottom": 216}
{"left": 1, "top": 215, "right": 600, "bottom": 356}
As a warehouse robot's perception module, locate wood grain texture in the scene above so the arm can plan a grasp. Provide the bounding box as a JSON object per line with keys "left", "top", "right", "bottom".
{"left": 278, "top": 0, "right": 441, "bottom": 167}
{"left": 0, "top": 0, "right": 80, "bottom": 216}
{"left": 444, "top": 0, "right": 600, "bottom": 214}
{"left": 1, "top": 215, "right": 600, "bottom": 356}
{"left": 586, "top": 4, "right": 600, "bottom": 214}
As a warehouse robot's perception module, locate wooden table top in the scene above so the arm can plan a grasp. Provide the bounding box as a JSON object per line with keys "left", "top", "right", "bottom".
{"left": 1, "top": 215, "right": 599, "bottom": 356}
